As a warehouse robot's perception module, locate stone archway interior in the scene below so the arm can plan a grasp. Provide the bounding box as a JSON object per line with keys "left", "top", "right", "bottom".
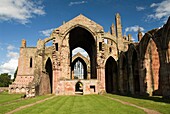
{"left": 105, "top": 57, "right": 118, "bottom": 93}
{"left": 122, "top": 56, "right": 128, "bottom": 93}
{"left": 45, "top": 58, "right": 53, "bottom": 93}
{"left": 132, "top": 51, "right": 140, "bottom": 93}
{"left": 69, "top": 27, "right": 96, "bottom": 79}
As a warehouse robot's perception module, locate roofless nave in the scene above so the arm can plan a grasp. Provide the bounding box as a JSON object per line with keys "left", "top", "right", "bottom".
{"left": 9, "top": 14, "right": 170, "bottom": 98}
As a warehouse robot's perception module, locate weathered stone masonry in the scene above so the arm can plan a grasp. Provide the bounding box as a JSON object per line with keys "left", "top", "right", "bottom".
{"left": 9, "top": 14, "right": 170, "bottom": 98}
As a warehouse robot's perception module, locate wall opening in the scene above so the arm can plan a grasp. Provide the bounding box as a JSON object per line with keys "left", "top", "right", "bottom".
{"left": 30, "top": 58, "right": 32, "bottom": 68}
{"left": 45, "top": 58, "right": 53, "bottom": 93}
{"left": 69, "top": 27, "right": 97, "bottom": 79}
{"left": 105, "top": 57, "right": 118, "bottom": 93}
{"left": 75, "top": 81, "right": 83, "bottom": 93}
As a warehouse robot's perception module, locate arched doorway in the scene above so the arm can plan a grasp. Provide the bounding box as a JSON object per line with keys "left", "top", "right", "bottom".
{"left": 132, "top": 51, "right": 140, "bottom": 94}
{"left": 72, "top": 57, "right": 87, "bottom": 79}
{"left": 45, "top": 58, "right": 53, "bottom": 93}
{"left": 75, "top": 81, "right": 83, "bottom": 95}
{"left": 105, "top": 57, "right": 118, "bottom": 93}
{"left": 69, "top": 27, "right": 97, "bottom": 79}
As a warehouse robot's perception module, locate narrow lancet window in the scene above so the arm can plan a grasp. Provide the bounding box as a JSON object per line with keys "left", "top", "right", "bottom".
{"left": 99, "top": 42, "right": 102, "bottom": 51}
{"left": 55, "top": 43, "right": 58, "bottom": 51}
{"left": 30, "top": 58, "right": 33, "bottom": 68}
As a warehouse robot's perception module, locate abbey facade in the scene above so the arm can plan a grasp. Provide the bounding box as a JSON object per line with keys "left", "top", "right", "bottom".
{"left": 9, "top": 14, "right": 170, "bottom": 98}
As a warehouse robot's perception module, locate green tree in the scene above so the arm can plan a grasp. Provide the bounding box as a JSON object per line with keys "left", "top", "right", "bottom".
{"left": 0, "top": 73, "right": 12, "bottom": 87}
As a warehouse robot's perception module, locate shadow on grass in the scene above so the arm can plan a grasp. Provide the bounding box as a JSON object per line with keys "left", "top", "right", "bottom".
{"left": 109, "top": 93, "right": 170, "bottom": 104}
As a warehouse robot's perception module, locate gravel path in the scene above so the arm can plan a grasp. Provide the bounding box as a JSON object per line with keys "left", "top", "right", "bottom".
{"left": 6, "top": 96, "right": 55, "bottom": 114}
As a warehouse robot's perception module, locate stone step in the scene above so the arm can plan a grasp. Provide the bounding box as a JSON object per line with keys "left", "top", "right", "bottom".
{"left": 75, "top": 91, "right": 83, "bottom": 95}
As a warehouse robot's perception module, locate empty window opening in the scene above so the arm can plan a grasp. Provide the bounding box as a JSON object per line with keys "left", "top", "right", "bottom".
{"left": 104, "top": 39, "right": 108, "bottom": 44}
{"left": 109, "top": 47, "right": 112, "bottom": 53}
{"left": 55, "top": 43, "right": 58, "bottom": 51}
{"left": 74, "top": 60, "right": 84, "bottom": 79}
{"left": 99, "top": 42, "right": 102, "bottom": 51}
{"left": 90, "top": 85, "right": 96, "bottom": 92}
{"left": 30, "top": 58, "right": 32, "bottom": 68}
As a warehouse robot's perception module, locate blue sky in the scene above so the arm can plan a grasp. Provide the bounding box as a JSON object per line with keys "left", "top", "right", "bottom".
{"left": 0, "top": 0, "right": 170, "bottom": 78}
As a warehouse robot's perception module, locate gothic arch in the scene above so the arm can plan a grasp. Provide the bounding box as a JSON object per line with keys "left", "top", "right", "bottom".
{"left": 141, "top": 37, "right": 161, "bottom": 95}
{"left": 71, "top": 57, "right": 88, "bottom": 79}
{"left": 69, "top": 26, "right": 97, "bottom": 79}
{"left": 127, "top": 44, "right": 139, "bottom": 94}
{"left": 45, "top": 58, "right": 53, "bottom": 93}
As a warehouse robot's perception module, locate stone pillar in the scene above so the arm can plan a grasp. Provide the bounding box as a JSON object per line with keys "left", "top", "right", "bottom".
{"left": 21, "top": 39, "right": 26, "bottom": 48}
{"left": 97, "top": 67, "right": 105, "bottom": 93}
{"left": 138, "top": 59, "right": 146, "bottom": 95}
{"left": 118, "top": 61, "right": 124, "bottom": 94}
{"left": 115, "top": 13, "right": 122, "bottom": 38}
{"left": 110, "top": 23, "right": 116, "bottom": 37}
{"left": 128, "top": 34, "right": 132, "bottom": 42}
{"left": 128, "top": 65, "right": 134, "bottom": 94}
{"left": 138, "top": 31, "right": 143, "bottom": 42}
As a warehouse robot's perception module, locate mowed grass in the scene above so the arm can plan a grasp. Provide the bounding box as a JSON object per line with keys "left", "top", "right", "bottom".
{"left": 105, "top": 94, "right": 170, "bottom": 114}
{"left": 14, "top": 95, "right": 145, "bottom": 114}
{"left": 0, "top": 92, "right": 22, "bottom": 104}
{"left": 0, "top": 92, "right": 51, "bottom": 114}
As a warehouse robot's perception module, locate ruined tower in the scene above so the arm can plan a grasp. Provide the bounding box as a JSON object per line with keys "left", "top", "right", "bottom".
{"left": 110, "top": 23, "right": 116, "bottom": 37}
{"left": 115, "top": 13, "right": 122, "bottom": 38}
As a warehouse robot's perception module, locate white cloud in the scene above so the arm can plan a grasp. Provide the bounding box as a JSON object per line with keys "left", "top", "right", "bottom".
{"left": 0, "top": 51, "right": 19, "bottom": 78}
{"left": 72, "top": 47, "right": 88, "bottom": 57}
{"left": 7, "top": 51, "right": 19, "bottom": 58}
{"left": 0, "top": 0, "right": 45, "bottom": 24}
{"left": 148, "top": 0, "right": 170, "bottom": 21}
{"left": 69, "top": 1, "right": 88, "bottom": 6}
{"left": 125, "top": 25, "right": 144, "bottom": 33}
{"left": 136, "top": 6, "right": 145, "bottom": 11}
{"left": 7, "top": 45, "right": 15, "bottom": 51}
{"left": 40, "top": 28, "right": 55, "bottom": 37}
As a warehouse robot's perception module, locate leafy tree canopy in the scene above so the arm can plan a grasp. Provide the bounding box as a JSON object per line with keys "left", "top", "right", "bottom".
{"left": 0, "top": 73, "right": 12, "bottom": 87}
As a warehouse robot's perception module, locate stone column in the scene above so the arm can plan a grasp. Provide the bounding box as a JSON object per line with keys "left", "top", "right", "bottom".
{"left": 97, "top": 66, "right": 105, "bottom": 93}
{"left": 128, "top": 64, "right": 134, "bottom": 94}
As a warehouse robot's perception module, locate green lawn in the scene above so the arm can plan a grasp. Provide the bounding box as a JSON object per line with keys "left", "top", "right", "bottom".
{"left": 1, "top": 93, "right": 169, "bottom": 114}
{"left": 14, "top": 95, "right": 145, "bottom": 114}
{"left": 105, "top": 94, "right": 170, "bottom": 114}
{"left": 0, "top": 92, "right": 22, "bottom": 104}
{"left": 0, "top": 92, "right": 51, "bottom": 114}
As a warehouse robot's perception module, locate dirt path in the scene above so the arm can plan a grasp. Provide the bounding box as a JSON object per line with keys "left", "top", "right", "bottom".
{"left": 104, "top": 95, "right": 161, "bottom": 114}
{"left": 6, "top": 96, "right": 55, "bottom": 114}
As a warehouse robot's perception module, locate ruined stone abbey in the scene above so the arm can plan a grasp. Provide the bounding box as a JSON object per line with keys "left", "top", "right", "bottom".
{"left": 9, "top": 14, "right": 170, "bottom": 98}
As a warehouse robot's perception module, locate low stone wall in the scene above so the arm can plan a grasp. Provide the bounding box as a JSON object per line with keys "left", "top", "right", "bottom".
{"left": 56, "top": 79, "right": 99, "bottom": 95}
{"left": 0, "top": 87, "right": 9, "bottom": 92}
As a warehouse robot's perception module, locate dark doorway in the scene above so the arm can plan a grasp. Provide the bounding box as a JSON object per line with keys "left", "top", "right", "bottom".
{"left": 132, "top": 51, "right": 140, "bottom": 93}
{"left": 105, "top": 57, "right": 118, "bottom": 93}
{"left": 45, "top": 58, "right": 53, "bottom": 93}
{"left": 75, "top": 81, "right": 83, "bottom": 92}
